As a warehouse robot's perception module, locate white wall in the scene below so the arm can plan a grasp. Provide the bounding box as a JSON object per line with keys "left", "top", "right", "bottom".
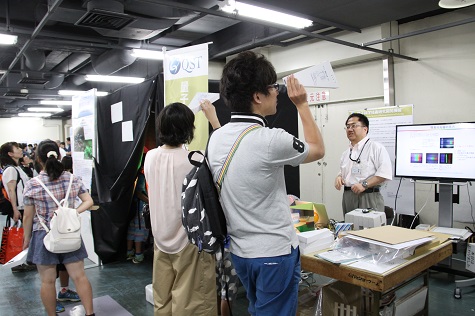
{"left": 0, "top": 117, "right": 66, "bottom": 146}
{"left": 394, "top": 7, "right": 475, "bottom": 228}
{"left": 267, "top": 6, "right": 475, "bottom": 226}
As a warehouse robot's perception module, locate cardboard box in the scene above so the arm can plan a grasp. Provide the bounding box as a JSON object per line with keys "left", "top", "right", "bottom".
{"left": 345, "top": 209, "right": 386, "bottom": 230}
{"left": 466, "top": 243, "right": 475, "bottom": 273}
{"left": 290, "top": 201, "right": 329, "bottom": 229}
{"left": 348, "top": 225, "right": 435, "bottom": 245}
{"left": 320, "top": 280, "right": 362, "bottom": 316}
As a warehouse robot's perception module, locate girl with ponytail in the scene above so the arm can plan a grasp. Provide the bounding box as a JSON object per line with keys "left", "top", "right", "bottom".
{"left": 22, "top": 139, "right": 95, "bottom": 316}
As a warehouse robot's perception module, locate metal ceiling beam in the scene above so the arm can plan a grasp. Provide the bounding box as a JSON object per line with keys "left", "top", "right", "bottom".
{"left": 0, "top": 0, "right": 64, "bottom": 85}
{"left": 137, "top": 0, "right": 417, "bottom": 61}
{"left": 362, "top": 16, "right": 475, "bottom": 46}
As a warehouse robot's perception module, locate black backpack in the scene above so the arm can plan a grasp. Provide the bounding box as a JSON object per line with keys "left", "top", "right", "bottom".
{"left": 181, "top": 150, "right": 227, "bottom": 254}
{"left": 0, "top": 166, "right": 22, "bottom": 217}
{"left": 181, "top": 125, "right": 260, "bottom": 254}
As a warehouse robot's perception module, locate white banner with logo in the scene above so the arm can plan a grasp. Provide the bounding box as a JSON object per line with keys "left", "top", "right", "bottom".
{"left": 163, "top": 44, "right": 209, "bottom": 150}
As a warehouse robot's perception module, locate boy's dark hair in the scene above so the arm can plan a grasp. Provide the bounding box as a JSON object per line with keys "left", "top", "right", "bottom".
{"left": 346, "top": 113, "right": 370, "bottom": 132}
{"left": 0, "top": 142, "right": 20, "bottom": 167}
{"left": 61, "top": 156, "right": 73, "bottom": 172}
{"left": 37, "top": 139, "right": 64, "bottom": 180}
{"left": 220, "top": 50, "right": 277, "bottom": 112}
{"left": 157, "top": 102, "right": 195, "bottom": 147}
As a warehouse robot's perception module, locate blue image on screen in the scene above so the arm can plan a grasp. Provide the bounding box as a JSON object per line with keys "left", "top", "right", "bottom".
{"left": 426, "top": 153, "right": 439, "bottom": 164}
{"left": 439, "top": 153, "right": 453, "bottom": 164}
{"left": 440, "top": 138, "right": 454, "bottom": 148}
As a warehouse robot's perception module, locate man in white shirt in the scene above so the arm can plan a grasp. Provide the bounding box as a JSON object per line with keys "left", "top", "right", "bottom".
{"left": 56, "top": 140, "right": 67, "bottom": 159}
{"left": 334, "top": 113, "right": 393, "bottom": 214}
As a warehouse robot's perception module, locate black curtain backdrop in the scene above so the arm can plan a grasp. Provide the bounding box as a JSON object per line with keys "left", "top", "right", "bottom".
{"left": 208, "top": 81, "right": 300, "bottom": 197}
{"left": 92, "top": 77, "right": 157, "bottom": 263}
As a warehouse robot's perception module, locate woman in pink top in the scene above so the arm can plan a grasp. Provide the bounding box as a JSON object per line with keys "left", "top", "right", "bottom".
{"left": 144, "top": 101, "right": 220, "bottom": 315}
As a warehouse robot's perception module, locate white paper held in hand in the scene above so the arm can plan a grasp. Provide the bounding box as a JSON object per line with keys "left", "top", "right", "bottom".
{"left": 189, "top": 92, "right": 220, "bottom": 114}
{"left": 283, "top": 61, "right": 338, "bottom": 88}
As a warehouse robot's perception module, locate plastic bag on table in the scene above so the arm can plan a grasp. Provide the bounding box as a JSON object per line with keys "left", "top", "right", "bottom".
{"left": 331, "top": 234, "right": 422, "bottom": 265}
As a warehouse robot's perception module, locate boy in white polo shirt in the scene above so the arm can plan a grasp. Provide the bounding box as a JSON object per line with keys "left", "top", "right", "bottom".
{"left": 208, "top": 51, "right": 325, "bottom": 316}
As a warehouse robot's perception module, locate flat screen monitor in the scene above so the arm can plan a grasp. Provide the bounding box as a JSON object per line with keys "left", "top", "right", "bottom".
{"left": 395, "top": 122, "right": 475, "bottom": 181}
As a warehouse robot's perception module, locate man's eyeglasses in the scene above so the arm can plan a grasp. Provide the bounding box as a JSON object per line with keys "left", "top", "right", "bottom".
{"left": 345, "top": 124, "right": 365, "bottom": 130}
{"left": 267, "top": 83, "right": 279, "bottom": 91}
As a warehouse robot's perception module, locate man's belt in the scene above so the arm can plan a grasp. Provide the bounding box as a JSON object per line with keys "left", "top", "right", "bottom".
{"left": 344, "top": 186, "right": 380, "bottom": 193}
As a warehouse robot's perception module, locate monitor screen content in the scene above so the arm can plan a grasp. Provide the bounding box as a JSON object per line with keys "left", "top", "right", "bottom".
{"left": 395, "top": 122, "right": 475, "bottom": 181}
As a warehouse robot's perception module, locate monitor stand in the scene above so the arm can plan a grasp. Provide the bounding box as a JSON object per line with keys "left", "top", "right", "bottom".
{"left": 438, "top": 180, "right": 454, "bottom": 266}
{"left": 438, "top": 180, "right": 454, "bottom": 229}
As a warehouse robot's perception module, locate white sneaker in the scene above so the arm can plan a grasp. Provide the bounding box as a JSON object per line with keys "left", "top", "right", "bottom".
{"left": 69, "top": 305, "right": 85, "bottom": 316}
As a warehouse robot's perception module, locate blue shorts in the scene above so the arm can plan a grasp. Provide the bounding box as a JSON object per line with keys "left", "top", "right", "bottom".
{"left": 231, "top": 246, "right": 301, "bottom": 316}
{"left": 127, "top": 202, "right": 149, "bottom": 243}
{"left": 26, "top": 229, "right": 88, "bottom": 265}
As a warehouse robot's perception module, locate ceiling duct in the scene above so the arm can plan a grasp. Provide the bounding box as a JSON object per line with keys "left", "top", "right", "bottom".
{"left": 23, "top": 49, "right": 46, "bottom": 71}
{"left": 3, "top": 91, "right": 29, "bottom": 98}
{"left": 17, "top": 77, "right": 50, "bottom": 85}
{"left": 44, "top": 74, "right": 65, "bottom": 89}
{"left": 69, "top": 40, "right": 139, "bottom": 86}
{"left": 18, "top": 49, "right": 48, "bottom": 86}
{"left": 76, "top": 0, "right": 136, "bottom": 31}
{"left": 91, "top": 39, "right": 139, "bottom": 75}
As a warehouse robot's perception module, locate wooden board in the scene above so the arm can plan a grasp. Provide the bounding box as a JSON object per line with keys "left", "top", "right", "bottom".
{"left": 347, "top": 226, "right": 435, "bottom": 245}
{"left": 301, "top": 241, "right": 452, "bottom": 292}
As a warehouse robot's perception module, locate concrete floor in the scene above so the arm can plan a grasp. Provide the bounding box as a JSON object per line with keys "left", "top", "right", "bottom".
{"left": 1, "top": 252, "right": 474, "bottom": 316}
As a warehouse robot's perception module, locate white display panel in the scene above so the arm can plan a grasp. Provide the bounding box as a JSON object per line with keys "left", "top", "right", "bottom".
{"left": 395, "top": 122, "right": 475, "bottom": 181}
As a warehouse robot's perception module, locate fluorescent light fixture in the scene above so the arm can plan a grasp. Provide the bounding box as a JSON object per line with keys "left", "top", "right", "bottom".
{"left": 131, "top": 49, "right": 164, "bottom": 60}
{"left": 58, "top": 90, "right": 109, "bottom": 96}
{"left": 39, "top": 100, "right": 73, "bottom": 106}
{"left": 0, "top": 33, "right": 18, "bottom": 45}
{"left": 439, "top": 0, "right": 475, "bottom": 8}
{"left": 221, "top": 0, "right": 312, "bottom": 29}
{"left": 28, "top": 107, "right": 64, "bottom": 112}
{"left": 18, "top": 112, "right": 52, "bottom": 117}
{"left": 85, "top": 75, "right": 145, "bottom": 84}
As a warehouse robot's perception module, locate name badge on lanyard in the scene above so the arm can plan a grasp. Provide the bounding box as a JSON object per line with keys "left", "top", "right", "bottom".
{"left": 351, "top": 166, "right": 361, "bottom": 175}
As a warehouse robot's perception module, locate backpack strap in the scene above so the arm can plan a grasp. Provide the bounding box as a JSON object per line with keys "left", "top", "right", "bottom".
{"left": 35, "top": 174, "right": 74, "bottom": 231}
{"left": 215, "top": 124, "right": 261, "bottom": 191}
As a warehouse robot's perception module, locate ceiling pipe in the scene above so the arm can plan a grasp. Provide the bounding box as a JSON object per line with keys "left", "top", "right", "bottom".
{"left": 44, "top": 74, "right": 65, "bottom": 89}
{"left": 23, "top": 49, "right": 46, "bottom": 71}
{"left": 0, "top": 0, "right": 64, "bottom": 85}
{"left": 70, "top": 40, "right": 141, "bottom": 86}
{"left": 362, "top": 16, "right": 475, "bottom": 46}
{"left": 43, "top": 53, "right": 91, "bottom": 89}
{"left": 138, "top": 0, "right": 418, "bottom": 61}
{"left": 91, "top": 48, "right": 138, "bottom": 75}
{"left": 71, "top": 65, "right": 92, "bottom": 86}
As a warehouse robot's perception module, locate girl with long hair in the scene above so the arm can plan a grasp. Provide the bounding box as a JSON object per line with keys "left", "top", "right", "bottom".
{"left": 0, "top": 141, "right": 31, "bottom": 222}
